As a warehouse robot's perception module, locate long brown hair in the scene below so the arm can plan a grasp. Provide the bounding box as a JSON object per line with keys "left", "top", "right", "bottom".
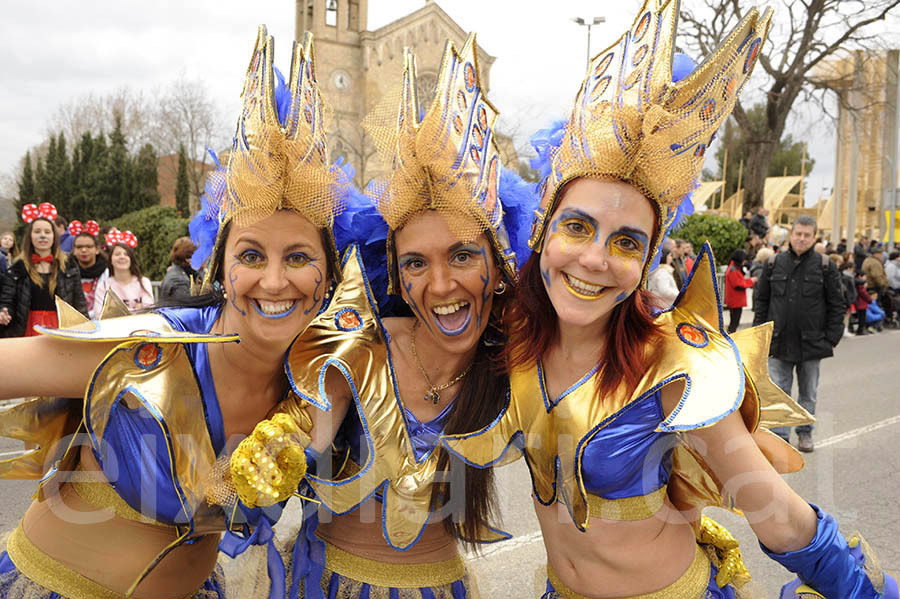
{"left": 108, "top": 243, "right": 154, "bottom": 297}
{"left": 20, "top": 217, "right": 67, "bottom": 295}
{"left": 505, "top": 198, "right": 665, "bottom": 402}
{"left": 428, "top": 292, "right": 508, "bottom": 552}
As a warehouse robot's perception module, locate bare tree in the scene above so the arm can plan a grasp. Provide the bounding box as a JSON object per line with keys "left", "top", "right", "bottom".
{"left": 147, "top": 76, "right": 228, "bottom": 210}
{"left": 331, "top": 110, "right": 379, "bottom": 190}
{"left": 50, "top": 88, "right": 153, "bottom": 152}
{"left": 680, "top": 0, "right": 900, "bottom": 211}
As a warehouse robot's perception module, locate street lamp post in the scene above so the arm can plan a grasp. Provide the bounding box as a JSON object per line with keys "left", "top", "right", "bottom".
{"left": 571, "top": 16, "right": 605, "bottom": 75}
{"left": 881, "top": 155, "right": 898, "bottom": 252}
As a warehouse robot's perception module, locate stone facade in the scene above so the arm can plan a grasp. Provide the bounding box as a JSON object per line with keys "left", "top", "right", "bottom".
{"left": 295, "top": 0, "right": 517, "bottom": 186}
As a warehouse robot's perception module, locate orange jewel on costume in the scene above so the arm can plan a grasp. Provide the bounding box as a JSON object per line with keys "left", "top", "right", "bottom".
{"left": 677, "top": 322, "right": 709, "bottom": 348}
{"left": 135, "top": 343, "right": 162, "bottom": 369}
{"left": 336, "top": 309, "right": 362, "bottom": 331}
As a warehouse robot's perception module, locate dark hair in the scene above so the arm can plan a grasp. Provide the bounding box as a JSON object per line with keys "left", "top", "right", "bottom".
{"left": 429, "top": 323, "right": 507, "bottom": 551}
{"left": 170, "top": 237, "right": 197, "bottom": 269}
{"left": 74, "top": 232, "right": 98, "bottom": 246}
{"left": 21, "top": 217, "right": 66, "bottom": 294}
{"left": 890, "top": 250, "right": 900, "bottom": 261}
{"left": 792, "top": 215, "right": 817, "bottom": 233}
{"left": 730, "top": 249, "right": 748, "bottom": 265}
{"left": 54, "top": 215, "right": 67, "bottom": 228}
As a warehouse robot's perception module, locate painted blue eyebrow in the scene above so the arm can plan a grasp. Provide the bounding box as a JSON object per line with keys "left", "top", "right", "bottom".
{"left": 555, "top": 208, "right": 599, "bottom": 229}
{"left": 608, "top": 226, "right": 649, "bottom": 245}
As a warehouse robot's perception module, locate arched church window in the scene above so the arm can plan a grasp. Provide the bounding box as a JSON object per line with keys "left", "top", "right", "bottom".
{"left": 326, "top": 0, "right": 337, "bottom": 27}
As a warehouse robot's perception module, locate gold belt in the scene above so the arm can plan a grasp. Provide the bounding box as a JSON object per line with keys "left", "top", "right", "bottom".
{"left": 69, "top": 466, "right": 171, "bottom": 527}
{"left": 547, "top": 543, "right": 711, "bottom": 599}
{"left": 585, "top": 486, "right": 667, "bottom": 521}
{"left": 323, "top": 539, "right": 466, "bottom": 588}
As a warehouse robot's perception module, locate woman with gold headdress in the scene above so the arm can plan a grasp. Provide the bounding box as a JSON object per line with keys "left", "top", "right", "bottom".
{"left": 230, "top": 34, "right": 537, "bottom": 599}
{"left": 441, "top": 1, "right": 898, "bottom": 598}
{"left": 0, "top": 27, "right": 349, "bottom": 599}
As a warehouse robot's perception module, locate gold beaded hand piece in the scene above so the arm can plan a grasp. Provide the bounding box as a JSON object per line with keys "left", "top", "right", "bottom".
{"left": 230, "top": 412, "right": 313, "bottom": 508}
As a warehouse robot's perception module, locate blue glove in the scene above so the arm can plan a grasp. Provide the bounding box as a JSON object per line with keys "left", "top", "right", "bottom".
{"left": 762, "top": 504, "right": 898, "bottom": 599}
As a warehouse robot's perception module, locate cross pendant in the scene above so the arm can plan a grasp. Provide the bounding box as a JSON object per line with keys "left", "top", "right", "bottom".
{"left": 425, "top": 389, "right": 440, "bottom": 404}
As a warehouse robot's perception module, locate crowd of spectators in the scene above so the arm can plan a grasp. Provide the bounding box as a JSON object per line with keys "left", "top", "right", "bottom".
{"left": 0, "top": 208, "right": 197, "bottom": 337}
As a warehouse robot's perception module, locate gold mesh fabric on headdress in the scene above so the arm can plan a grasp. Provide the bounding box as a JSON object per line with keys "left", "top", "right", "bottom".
{"left": 364, "top": 34, "right": 512, "bottom": 293}
{"left": 528, "top": 0, "right": 772, "bottom": 284}
{"left": 201, "top": 26, "right": 344, "bottom": 291}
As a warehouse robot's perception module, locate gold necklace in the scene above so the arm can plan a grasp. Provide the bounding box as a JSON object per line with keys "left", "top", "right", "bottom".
{"left": 409, "top": 320, "right": 474, "bottom": 404}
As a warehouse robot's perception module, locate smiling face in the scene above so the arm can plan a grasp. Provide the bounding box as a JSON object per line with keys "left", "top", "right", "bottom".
{"left": 110, "top": 245, "right": 132, "bottom": 274}
{"left": 393, "top": 210, "right": 500, "bottom": 355}
{"left": 539, "top": 178, "right": 655, "bottom": 333}
{"left": 73, "top": 235, "right": 99, "bottom": 267}
{"left": 29, "top": 219, "right": 55, "bottom": 255}
{"left": 220, "top": 210, "right": 329, "bottom": 345}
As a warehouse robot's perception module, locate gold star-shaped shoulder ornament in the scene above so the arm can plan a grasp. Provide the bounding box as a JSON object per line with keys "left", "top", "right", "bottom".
{"left": 285, "top": 245, "right": 508, "bottom": 549}
{"left": 0, "top": 292, "right": 244, "bottom": 538}
{"left": 443, "top": 243, "right": 812, "bottom": 532}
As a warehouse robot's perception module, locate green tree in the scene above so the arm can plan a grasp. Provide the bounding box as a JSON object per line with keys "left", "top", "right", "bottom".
{"left": 108, "top": 206, "right": 189, "bottom": 280}
{"left": 17, "top": 152, "right": 36, "bottom": 211}
{"left": 133, "top": 144, "right": 161, "bottom": 209}
{"left": 674, "top": 213, "right": 748, "bottom": 267}
{"left": 175, "top": 143, "right": 190, "bottom": 216}
{"left": 92, "top": 116, "right": 132, "bottom": 221}
{"left": 34, "top": 156, "right": 46, "bottom": 206}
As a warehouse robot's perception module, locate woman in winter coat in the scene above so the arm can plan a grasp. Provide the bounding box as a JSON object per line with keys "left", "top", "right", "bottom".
{"left": 724, "top": 248, "right": 755, "bottom": 333}
{"left": 0, "top": 205, "right": 88, "bottom": 337}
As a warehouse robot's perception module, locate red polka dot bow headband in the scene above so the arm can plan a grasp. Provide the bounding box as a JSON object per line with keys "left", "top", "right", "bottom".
{"left": 20, "top": 202, "right": 58, "bottom": 224}
{"left": 68, "top": 220, "right": 101, "bottom": 236}
{"left": 105, "top": 228, "right": 138, "bottom": 248}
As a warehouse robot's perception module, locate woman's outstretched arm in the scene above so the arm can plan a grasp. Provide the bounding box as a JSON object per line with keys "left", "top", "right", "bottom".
{"left": 0, "top": 335, "right": 116, "bottom": 399}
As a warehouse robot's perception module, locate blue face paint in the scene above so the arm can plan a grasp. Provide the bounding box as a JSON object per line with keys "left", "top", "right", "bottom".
{"left": 614, "top": 291, "right": 628, "bottom": 304}
{"left": 303, "top": 262, "right": 324, "bottom": 315}
{"left": 541, "top": 267, "right": 552, "bottom": 289}
{"left": 476, "top": 247, "right": 491, "bottom": 331}
{"left": 557, "top": 208, "right": 602, "bottom": 242}
{"left": 401, "top": 269, "right": 434, "bottom": 335}
{"left": 251, "top": 300, "right": 299, "bottom": 320}
{"left": 227, "top": 259, "right": 247, "bottom": 317}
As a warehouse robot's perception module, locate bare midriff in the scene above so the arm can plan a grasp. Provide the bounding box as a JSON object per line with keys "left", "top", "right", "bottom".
{"left": 535, "top": 495, "right": 699, "bottom": 598}
{"left": 317, "top": 496, "right": 458, "bottom": 564}
{"left": 20, "top": 447, "right": 220, "bottom": 599}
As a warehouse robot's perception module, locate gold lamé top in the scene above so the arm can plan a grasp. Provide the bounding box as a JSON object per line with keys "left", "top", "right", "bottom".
{"left": 528, "top": 0, "right": 773, "bottom": 284}
{"left": 364, "top": 34, "right": 518, "bottom": 292}
{"left": 443, "top": 244, "right": 811, "bottom": 531}
{"left": 285, "top": 246, "right": 505, "bottom": 549}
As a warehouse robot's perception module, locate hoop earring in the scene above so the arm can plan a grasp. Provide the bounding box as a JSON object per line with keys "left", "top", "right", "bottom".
{"left": 494, "top": 280, "right": 507, "bottom": 295}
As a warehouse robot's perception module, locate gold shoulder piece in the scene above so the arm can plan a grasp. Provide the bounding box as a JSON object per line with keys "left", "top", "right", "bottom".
{"left": 55, "top": 296, "right": 90, "bottom": 328}
{"left": 36, "top": 311, "right": 238, "bottom": 344}
{"left": 98, "top": 289, "right": 131, "bottom": 319}
{"left": 0, "top": 397, "right": 82, "bottom": 481}
{"left": 654, "top": 243, "right": 744, "bottom": 431}
{"left": 731, "top": 323, "right": 815, "bottom": 430}
{"left": 287, "top": 246, "right": 454, "bottom": 549}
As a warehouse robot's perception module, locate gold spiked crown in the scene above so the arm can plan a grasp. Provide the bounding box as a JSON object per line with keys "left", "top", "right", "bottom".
{"left": 528, "top": 0, "right": 772, "bottom": 284}
{"left": 364, "top": 34, "right": 517, "bottom": 294}
{"left": 199, "top": 26, "right": 345, "bottom": 291}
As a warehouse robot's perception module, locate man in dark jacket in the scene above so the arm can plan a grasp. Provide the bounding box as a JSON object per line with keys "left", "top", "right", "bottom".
{"left": 753, "top": 215, "right": 845, "bottom": 453}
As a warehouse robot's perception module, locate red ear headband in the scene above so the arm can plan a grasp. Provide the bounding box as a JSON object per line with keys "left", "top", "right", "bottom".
{"left": 68, "top": 220, "right": 100, "bottom": 236}
{"left": 21, "top": 202, "right": 58, "bottom": 224}
{"left": 106, "top": 228, "right": 138, "bottom": 248}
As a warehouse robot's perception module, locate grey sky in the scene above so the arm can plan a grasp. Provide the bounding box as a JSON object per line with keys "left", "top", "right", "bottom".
{"left": 0, "top": 0, "right": 865, "bottom": 208}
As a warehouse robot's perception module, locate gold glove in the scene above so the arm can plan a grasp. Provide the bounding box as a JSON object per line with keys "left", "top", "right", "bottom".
{"left": 230, "top": 412, "right": 312, "bottom": 507}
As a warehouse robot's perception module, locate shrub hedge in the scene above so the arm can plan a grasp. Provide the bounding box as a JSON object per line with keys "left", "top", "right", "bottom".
{"left": 108, "top": 206, "right": 190, "bottom": 280}
{"left": 673, "top": 213, "right": 748, "bottom": 267}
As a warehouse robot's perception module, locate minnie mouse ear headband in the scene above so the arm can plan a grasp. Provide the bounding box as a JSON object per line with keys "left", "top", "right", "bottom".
{"left": 21, "top": 203, "right": 58, "bottom": 224}
{"left": 106, "top": 228, "right": 138, "bottom": 248}
{"left": 68, "top": 220, "right": 101, "bottom": 237}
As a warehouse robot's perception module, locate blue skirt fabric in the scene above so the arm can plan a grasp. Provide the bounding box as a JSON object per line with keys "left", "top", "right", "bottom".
{"left": 0, "top": 550, "right": 227, "bottom": 599}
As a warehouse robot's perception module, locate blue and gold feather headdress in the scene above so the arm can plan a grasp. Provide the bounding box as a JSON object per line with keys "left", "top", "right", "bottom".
{"left": 192, "top": 26, "right": 347, "bottom": 292}
{"left": 528, "top": 0, "right": 772, "bottom": 284}
{"left": 364, "top": 34, "right": 533, "bottom": 295}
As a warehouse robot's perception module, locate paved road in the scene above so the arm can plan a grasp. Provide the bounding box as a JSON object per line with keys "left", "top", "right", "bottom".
{"left": 0, "top": 327, "right": 897, "bottom": 596}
